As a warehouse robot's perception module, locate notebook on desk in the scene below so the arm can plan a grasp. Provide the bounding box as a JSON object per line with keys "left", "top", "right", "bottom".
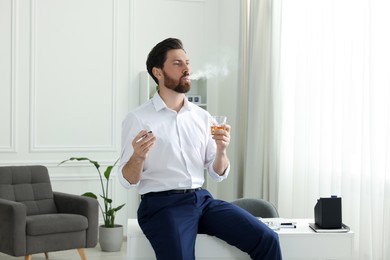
{"left": 309, "top": 223, "right": 350, "bottom": 233}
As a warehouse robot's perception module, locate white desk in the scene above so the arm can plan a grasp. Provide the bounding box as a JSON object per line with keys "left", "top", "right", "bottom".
{"left": 271, "top": 218, "right": 354, "bottom": 260}
{"left": 127, "top": 218, "right": 354, "bottom": 260}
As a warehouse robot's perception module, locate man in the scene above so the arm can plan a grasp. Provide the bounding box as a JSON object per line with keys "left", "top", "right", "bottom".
{"left": 118, "top": 38, "right": 282, "bottom": 260}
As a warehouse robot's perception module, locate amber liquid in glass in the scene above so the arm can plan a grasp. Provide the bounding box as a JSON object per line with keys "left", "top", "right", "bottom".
{"left": 211, "top": 125, "right": 225, "bottom": 134}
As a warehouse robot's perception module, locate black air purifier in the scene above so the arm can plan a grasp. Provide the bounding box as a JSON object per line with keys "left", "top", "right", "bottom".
{"left": 314, "top": 196, "right": 342, "bottom": 229}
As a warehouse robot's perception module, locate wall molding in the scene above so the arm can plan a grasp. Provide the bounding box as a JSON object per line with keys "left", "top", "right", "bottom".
{"left": 0, "top": 159, "right": 119, "bottom": 167}
{"left": 28, "top": 0, "right": 118, "bottom": 152}
{"left": 164, "top": 0, "right": 205, "bottom": 2}
{"left": 29, "top": 145, "right": 118, "bottom": 153}
{"left": 0, "top": 0, "right": 17, "bottom": 153}
{"left": 50, "top": 174, "right": 116, "bottom": 181}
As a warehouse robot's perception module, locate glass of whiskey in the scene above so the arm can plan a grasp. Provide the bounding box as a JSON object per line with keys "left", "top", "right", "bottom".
{"left": 210, "top": 116, "right": 227, "bottom": 134}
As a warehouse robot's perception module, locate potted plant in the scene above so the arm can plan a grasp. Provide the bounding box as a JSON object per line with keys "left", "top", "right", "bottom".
{"left": 59, "top": 157, "right": 125, "bottom": 252}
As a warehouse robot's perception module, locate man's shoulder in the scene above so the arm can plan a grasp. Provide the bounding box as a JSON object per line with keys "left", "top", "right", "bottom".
{"left": 123, "top": 100, "right": 154, "bottom": 122}
{"left": 188, "top": 102, "right": 211, "bottom": 117}
{"left": 134, "top": 99, "right": 154, "bottom": 112}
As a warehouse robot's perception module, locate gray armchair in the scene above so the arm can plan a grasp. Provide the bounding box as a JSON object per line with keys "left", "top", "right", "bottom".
{"left": 231, "top": 198, "right": 279, "bottom": 218}
{"left": 0, "top": 165, "right": 98, "bottom": 260}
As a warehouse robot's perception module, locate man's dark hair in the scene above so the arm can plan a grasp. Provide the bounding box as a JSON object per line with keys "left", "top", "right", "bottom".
{"left": 146, "top": 38, "right": 184, "bottom": 84}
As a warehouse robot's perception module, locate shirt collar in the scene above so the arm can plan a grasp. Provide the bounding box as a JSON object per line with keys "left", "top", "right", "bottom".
{"left": 152, "top": 92, "right": 165, "bottom": 111}
{"left": 152, "top": 92, "right": 192, "bottom": 112}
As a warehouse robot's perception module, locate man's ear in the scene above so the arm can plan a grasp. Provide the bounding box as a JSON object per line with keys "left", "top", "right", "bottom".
{"left": 152, "top": 67, "right": 162, "bottom": 81}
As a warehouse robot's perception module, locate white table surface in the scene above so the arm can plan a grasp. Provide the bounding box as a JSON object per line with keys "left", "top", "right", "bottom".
{"left": 127, "top": 218, "right": 354, "bottom": 260}
{"left": 263, "top": 218, "right": 354, "bottom": 260}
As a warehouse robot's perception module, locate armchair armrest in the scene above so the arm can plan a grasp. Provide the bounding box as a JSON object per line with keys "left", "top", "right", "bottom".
{"left": 0, "top": 198, "right": 27, "bottom": 256}
{"left": 53, "top": 192, "right": 99, "bottom": 247}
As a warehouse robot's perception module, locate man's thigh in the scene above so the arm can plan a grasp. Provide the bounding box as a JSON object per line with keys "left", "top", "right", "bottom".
{"left": 198, "top": 196, "right": 277, "bottom": 257}
{"left": 138, "top": 194, "right": 200, "bottom": 260}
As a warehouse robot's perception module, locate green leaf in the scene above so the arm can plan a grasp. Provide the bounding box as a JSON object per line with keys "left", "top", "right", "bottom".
{"left": 103, "top": 166, "right": 113, "bottom": 180}
{"left": 114, "top": 204, "right": 126, "bottom": 212}
{"left": 103, "top": 158, "right": 119, "bottom": 180}
{"left": 58, "top": 157, "right": 100, "bottom": 170}
{"left": 82, "top": 192, "right": 97, "bottom": 199}
{"left": 106, "top": 209, "right": 115, "bottom": 216}
{"left": 100, "top": 195, "right": 112, "bottom": 204}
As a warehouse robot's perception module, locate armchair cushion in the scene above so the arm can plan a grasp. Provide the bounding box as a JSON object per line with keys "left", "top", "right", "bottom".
{"left": 0, "top": 166, "right": 57, "bottom": 215}
{"left": 26, "top": 214, "right": 88, "bottom": 236}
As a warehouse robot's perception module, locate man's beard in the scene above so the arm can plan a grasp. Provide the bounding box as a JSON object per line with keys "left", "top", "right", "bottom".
{"left": 162, "top": 70, "right": 191, "bottom": 93}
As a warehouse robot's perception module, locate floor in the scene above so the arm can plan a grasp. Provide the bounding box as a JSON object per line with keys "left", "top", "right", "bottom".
{"left": 0, "top": 241, "right": 128, "bottom": 260}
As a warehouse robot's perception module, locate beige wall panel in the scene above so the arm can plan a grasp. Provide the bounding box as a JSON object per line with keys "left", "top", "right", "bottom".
{"left": 30, "top": 0, "right": 116, "bottom": 151}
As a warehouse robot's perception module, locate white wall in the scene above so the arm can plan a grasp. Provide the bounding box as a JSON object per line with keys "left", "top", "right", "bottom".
{"left": 0, "top": 0, "right": 132, "bottom": 231}
{"left": 0, "top": 0, "right": 241, "bottom": 231}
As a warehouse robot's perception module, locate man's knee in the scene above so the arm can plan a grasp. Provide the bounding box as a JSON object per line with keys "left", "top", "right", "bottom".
{"left": 252, "top": 229, "right": 282, "bottom": 260}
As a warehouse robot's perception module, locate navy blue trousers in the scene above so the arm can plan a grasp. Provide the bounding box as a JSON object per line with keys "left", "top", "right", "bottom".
{"left": 137, "top": 189, "right": 282, "bottom": 260}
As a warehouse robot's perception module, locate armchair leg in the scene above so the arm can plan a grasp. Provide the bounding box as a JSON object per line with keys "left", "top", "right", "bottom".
{"left": 24, "top": 250, "right": 86, "bottom": 260}
{"left": 77, "top": 248, "right": 86, "bottom": 260}
{"left": 25, "top": 253, "right": 48, "bottom": 260}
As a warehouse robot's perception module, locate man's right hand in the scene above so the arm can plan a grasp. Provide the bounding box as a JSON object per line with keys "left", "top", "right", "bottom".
{"left": 132, "top": 130, "right": 156, "bottom": 160}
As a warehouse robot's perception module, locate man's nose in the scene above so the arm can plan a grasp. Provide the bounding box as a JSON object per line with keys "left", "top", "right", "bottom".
{"left": 183, "top": 64, "right": 190, "bottom": 74}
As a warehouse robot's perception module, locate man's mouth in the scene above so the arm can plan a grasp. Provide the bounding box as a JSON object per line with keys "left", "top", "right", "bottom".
{"left": 181, "top": 75, "right": 190, "bottom": 82}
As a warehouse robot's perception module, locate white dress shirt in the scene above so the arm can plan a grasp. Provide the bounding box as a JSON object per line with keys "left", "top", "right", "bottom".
{"left": 118, "top": 92, "right": 230, "bottom": 195}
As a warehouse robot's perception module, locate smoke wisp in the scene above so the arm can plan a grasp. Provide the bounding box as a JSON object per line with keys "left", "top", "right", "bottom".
{"left": 189, "top": 64, "right": 229, "bottom": 80}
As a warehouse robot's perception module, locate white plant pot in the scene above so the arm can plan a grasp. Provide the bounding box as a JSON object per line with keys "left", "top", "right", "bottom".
{"left": 99, "top": 225, "right": 124, "bottom": 252}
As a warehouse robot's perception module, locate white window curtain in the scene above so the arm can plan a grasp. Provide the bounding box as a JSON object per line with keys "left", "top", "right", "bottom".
{"left": 243, "top": 0, "right": 390, "bottom": 259}
{"left": 240, "top": 0, "right": 282, "bottom": 202}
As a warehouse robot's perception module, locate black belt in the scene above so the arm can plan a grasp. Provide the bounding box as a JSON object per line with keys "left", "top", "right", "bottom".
{"left": 141, "top": 188, "right": 202, "bottom": 199}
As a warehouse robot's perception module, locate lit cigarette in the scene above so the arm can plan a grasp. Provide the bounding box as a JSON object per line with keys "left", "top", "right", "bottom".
{"left": 136, "top": 131, "right": 152, "bottom": 143}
